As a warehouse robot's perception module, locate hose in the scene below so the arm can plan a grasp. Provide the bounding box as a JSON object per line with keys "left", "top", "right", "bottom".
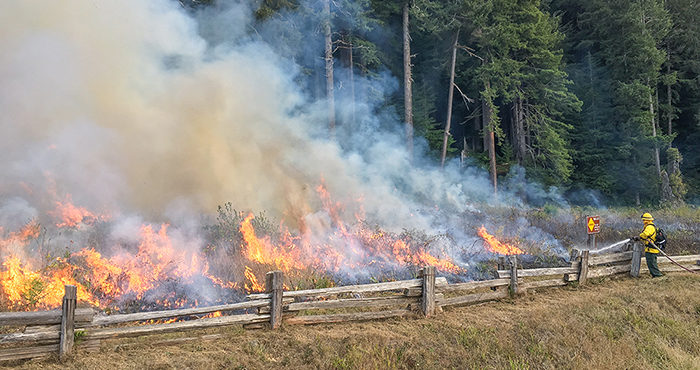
{"left": 648, "top": 241, "right": 699, "bottom": 275}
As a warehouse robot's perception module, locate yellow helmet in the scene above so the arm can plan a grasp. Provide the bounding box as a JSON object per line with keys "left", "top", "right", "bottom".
{"left": 641, "top": 212, "right": 654, "bottom": 221}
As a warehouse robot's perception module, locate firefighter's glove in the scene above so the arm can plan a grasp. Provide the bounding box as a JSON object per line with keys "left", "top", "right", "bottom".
{"left": 631, "top": 236, "right": 641, "bottom": 241}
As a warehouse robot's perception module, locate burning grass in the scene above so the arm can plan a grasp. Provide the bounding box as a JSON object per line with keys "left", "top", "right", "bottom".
{"left": 5, "top": 186, "right": 690, "bottom": 314}
{"left": 0, "top": 191, "right": 479, "bottom": 312}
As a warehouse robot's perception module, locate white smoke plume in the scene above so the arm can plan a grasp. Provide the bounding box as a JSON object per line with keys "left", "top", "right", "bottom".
{"left": 0, "top": 0, "right": 499, "bottom": 236}
{"left": 0, "top": 0, "right": 576, "bottom": 307}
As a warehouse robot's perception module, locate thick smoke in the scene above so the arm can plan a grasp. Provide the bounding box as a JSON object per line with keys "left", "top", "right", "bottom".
{"left": 2, "top": 1, "right": 470, "bottom": 232}
{"left": 0, "top": 0, "right": 573, "bottom": 292}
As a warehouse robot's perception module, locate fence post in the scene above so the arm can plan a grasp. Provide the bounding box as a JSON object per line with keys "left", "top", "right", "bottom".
{"left": 59, "top": 285, "right": 77, "bottom": 360}
{"left": 630, "top": 242, "right": 643, "bottom": 277}
{"left": 570, "top": 248, "right": 582, "bottom": 261}
{"left": 497, "top": 256, "right": 506, "bottom": 270}
{"left": 266, "top": 271, "right": 283, "bottom": 329}
{"left": 578, "top": 250, "right": 589, "bottom": 285}
{"left": 508, "top": 255, "right": 518, "bottom": 296}
{"left": 420, "top": 266, "right": 436, "bottom": 317}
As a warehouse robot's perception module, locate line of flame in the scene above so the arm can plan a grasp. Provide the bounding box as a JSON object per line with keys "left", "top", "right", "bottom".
{"left": 477, "top": 226, "right": 524, "bottom": 255}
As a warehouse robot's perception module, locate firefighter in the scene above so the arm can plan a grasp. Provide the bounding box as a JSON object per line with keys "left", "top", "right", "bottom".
{"left": 633, "top": 213, "right": 663, "bottom": 278}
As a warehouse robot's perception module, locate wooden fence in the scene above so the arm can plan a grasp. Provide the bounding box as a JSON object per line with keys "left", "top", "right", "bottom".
{"left": 2, "top": 247, "right": 699, "bottom": 363}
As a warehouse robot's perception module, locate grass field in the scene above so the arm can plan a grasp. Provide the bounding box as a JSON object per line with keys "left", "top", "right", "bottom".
{"left": 8, "top": 272, "right": 700, "bottom": 370}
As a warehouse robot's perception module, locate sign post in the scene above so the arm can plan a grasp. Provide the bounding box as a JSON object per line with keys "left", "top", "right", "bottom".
{"left": 586, "top": 215, "right": 600, "bottom": 249}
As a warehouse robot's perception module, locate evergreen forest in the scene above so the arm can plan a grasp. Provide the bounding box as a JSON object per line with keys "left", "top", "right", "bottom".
{"left": 184, "top": 0, "right": 700, "bottom": 206}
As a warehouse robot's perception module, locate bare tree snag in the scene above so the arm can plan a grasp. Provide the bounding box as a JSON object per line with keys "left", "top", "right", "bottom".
{"left": 348, "top": 36, "right": 356, "bottom": 127}
{"left": 483, "top": 84, "right": 498, "bottom": 195}
{"left": 441, "top": 30, "right": 459, "bottom": 168}
{"left": 649, "top": 91, "right": 661, "bottom": 177}
{"left": 666, "top": 57, "right": 673, "bottom": 136}
{"left": 403, "top": 1, "right": 414, "bottom": 157}
{"left": 513, "top": 95, "right": 526, "bottom": 164}
{"left": 323, "top": 0, "right": 335, "bottom": 137}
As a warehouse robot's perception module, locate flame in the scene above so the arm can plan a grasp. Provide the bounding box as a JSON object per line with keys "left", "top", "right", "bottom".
{"left": 1, "top": 183, "right": 468, "bottom": 311}
{"left": 240, "top": 214, "right": 304, "bottom": 272}
{"left": 0, "top": 256, "right": 100, "bottom": 310}
{"left": 1, "top": 256, "right": 43, "bottom": 307}
{"left": 50, "top": 195, "right": 109, "bottom": 228}
{"left": 203, "top": 311, "right": 222, "bottom": 319}
{"left": 244, "top": 266, "right": 263, "bottom": 293}
{"left": 414, "top": 250, "right": 463, "bottom": 274}
{"left": 236, "top": 182, "right": 465, "bottom": 286}
{"left": 477, "top": 226, "right": 524, "bottom": 255}
{"left": 0, "top": 220, "right": 234, "bottom": 310}
{"left": 0, "top": 221, "right": 40, "bottom": 251}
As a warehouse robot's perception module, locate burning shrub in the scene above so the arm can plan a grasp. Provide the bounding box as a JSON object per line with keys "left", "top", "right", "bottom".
{"left": 204, "top": 202, "right": 277, "bottom": 257}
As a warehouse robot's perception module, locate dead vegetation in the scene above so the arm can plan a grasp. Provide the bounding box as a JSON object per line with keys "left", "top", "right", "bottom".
{"left": 6, "top": 272, "right": 699, "bottom": 369}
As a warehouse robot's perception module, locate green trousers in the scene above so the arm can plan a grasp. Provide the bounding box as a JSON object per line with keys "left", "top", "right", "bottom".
{"left": 645, "top": 252, "right": 663, "bottom": 277}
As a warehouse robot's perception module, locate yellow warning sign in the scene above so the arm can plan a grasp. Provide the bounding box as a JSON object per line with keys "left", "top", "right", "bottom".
{"left": 587, "top": 216, "right": 600, "bottom": 234}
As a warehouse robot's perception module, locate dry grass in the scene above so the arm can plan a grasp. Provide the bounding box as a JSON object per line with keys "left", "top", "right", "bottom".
{"left": 6, "top": 273, "right": 700, "bottom": 370}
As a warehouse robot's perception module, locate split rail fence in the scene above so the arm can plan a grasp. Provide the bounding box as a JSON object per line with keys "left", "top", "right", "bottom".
{"left": 1, "top": 245, "right": 699, "bottom": 363}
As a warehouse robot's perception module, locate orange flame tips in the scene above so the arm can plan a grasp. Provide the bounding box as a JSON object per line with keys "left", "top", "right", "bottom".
{"left": 244, "top": 266, "right": 263, "bottom": 293}
{"left": 51, "top": 196, "right": 109, "bottom": 228}
{"left": 477, "top": 226, "right": 524, "bottom": 255}
{"left": 239, "top": 214, "right": 301, "bottom": 272}
{"left": 203, "top": 310, "right": 222, "bottom": 319}
{"left": 240, "top": 214, "right": 266, "bottom": 265}
{"left": 0, "top": 255, "right": 100, "bottom": 310}
{"left": 414, "top": 250, "right": 464, "bottom": 274}
{"left": 17, "top": 221, "right": 41, "bottom": 241}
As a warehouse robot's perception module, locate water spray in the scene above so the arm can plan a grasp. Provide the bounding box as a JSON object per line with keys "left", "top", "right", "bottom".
{"left": 589, "top": 239, "right": 630, "bottom": 255}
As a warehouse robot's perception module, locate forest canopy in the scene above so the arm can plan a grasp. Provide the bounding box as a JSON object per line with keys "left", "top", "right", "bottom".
{"left": 184, "top": 0, "right": 700, "bottom": 206}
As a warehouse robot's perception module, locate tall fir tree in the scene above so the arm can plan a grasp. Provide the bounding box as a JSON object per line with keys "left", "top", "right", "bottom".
{"left": 475, "top": 0, "right": 581, "bottom": 186}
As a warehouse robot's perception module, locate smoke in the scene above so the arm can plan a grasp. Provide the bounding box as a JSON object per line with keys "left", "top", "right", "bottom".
{"left": 1, "top": 0, "right": 480, "bottom": 231}
{"left": 0, "top": 0, "right": 582, "bottom": 296}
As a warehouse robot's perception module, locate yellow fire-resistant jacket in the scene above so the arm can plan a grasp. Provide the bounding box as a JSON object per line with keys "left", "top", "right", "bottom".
{"left": 640, "top": 223, "right": 659, "bottom": 254}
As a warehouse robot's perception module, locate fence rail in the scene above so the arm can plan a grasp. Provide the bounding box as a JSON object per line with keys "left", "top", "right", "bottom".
{"left": 1, "top": 246, "right": 699, "bottom": 363}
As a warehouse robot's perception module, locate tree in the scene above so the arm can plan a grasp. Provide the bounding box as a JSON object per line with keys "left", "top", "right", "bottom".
{"left": 473, "top": 0, "right": 580, "bottom": 186}
{"left": 322, "top": 0, "right": 336, "bottom": 136}
{"left": 568, "top": 52, "right": 617, "bottom": 193}
{"left": 408, "top": 0, "right": 471, "bottom": 167}
{"left": 664, "top": 0, "right": 700, "bottom": 199}
{"left": 402, "top": 1, "right": 414, "bottom": 156}
{"left": 581, "top": 0, "right": 670, "bottom": 202}
{"left": 441, "top": 30, "right": 459, "bottom": 167}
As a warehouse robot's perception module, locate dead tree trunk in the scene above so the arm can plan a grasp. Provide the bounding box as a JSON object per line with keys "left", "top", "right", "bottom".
{"left": 649, "top": 91, "right": 661, "bottom": 177}
{"left": 348, "top": 37, "right": 356, "bottom": 127}
{"left": 441, "top": 31, "right": 459, "bottom": 168}
{"left": 666, "top": 60, "right": 673, "bottom": 136}
{"left": 323, "top": 0, "right": 335, "bottom": 137}
{"left": 524, "top": 102, "right": 532, "bottom": 160}
{"left": 403, "top": 1, "right": 414, "bottom": 157}
{"left": 513, "top": 95, "right": 526, "bottom": 164}
{"left": 483, "top": 82, "right": 497, "bottom": 195}
{"left": 482, "top": 103, "right": 488, "bottom": 153}
{"left": 488, "top": 126, "right": 497, "bottom": 195}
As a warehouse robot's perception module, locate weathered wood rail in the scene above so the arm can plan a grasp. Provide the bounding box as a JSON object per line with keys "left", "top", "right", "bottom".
{"left": 2, "top": 247, "right": 699, "bottom": 363}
